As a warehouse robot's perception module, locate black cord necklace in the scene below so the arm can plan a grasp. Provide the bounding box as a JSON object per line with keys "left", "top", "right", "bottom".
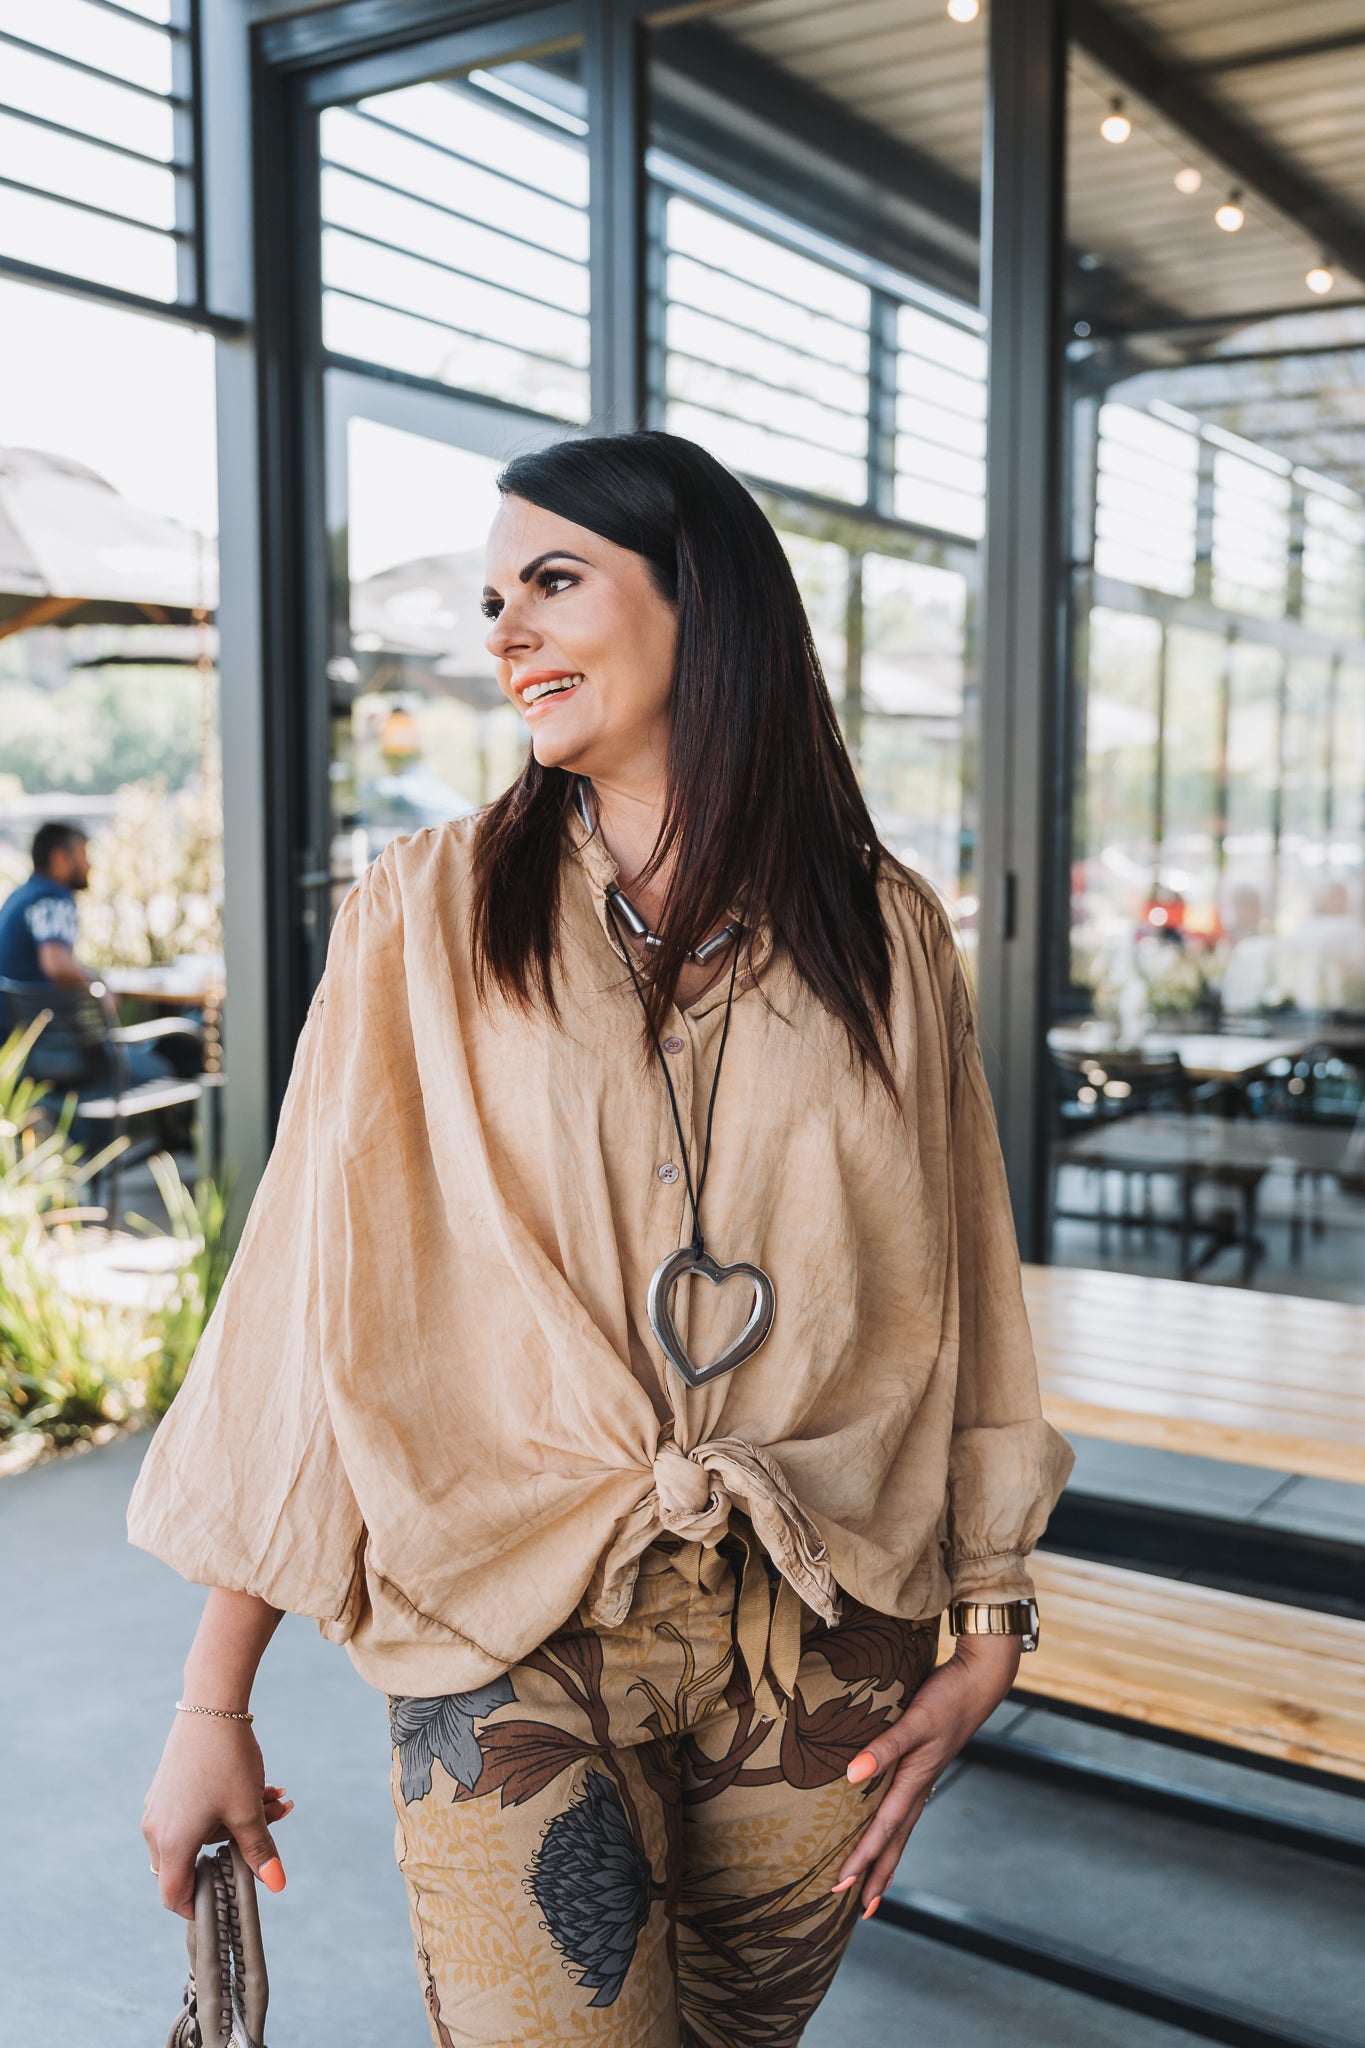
{"left": 598, "top": 816, "right": 776, "bottom": 1390}
{"left": 575, "top": 779, "right": 741, "bottom": 965}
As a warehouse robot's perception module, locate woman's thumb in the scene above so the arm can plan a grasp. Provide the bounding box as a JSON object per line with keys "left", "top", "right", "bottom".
{"left": 232, "top": 1817, "right": 286, "bottom": 1892}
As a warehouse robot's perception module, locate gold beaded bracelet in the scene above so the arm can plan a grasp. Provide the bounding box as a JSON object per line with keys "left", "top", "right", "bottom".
{"left": 175, "top": 1699, "right": 254, "bottom": 1723}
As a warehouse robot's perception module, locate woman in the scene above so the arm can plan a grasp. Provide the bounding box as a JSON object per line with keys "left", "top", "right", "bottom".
{"left": 132, "top": 431, "right": 1072, "bottom": 2047}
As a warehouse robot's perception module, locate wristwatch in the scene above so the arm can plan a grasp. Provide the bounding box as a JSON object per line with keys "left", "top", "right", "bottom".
{"left": 948, "top": 1598, "right": 1040, "bottom": 1653}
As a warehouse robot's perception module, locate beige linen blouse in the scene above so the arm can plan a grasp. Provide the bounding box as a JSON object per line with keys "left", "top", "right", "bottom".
{"left": 128, "top": 808, "right": 1073, "bottom": 1697}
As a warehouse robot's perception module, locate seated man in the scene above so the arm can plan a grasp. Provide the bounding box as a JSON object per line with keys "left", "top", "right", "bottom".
{"left": 0, "top": 821, "right": 175, "bottom": 1090}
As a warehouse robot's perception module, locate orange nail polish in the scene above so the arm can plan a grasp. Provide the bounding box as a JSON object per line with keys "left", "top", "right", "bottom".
{"left": 862, "top": 1894, "right": 882, "bottom": 1921}
{"left": 846, "top": 1750, "right": 878, "bottom": 1785}
{"left": 258, "top": 1858, "right": 286, "bottom": 1893}
{"left": 830, "top": 1875, "right": 856, "bottom": 1894}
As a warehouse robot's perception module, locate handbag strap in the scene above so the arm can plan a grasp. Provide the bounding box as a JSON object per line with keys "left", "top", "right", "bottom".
{"left": 174, "top": 1843, "right": 269, "bottom": 2048}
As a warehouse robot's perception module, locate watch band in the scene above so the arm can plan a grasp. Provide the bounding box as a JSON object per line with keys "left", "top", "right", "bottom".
{"left": 948, "top": 1598, "right": 1040, "bottom": 1653}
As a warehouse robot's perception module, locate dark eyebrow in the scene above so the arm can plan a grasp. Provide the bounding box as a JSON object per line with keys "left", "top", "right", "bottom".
{"left": 481, "top": 550, "right": 591, "bottom": 600}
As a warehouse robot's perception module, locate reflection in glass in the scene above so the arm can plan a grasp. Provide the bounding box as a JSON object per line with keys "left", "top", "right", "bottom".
{"left": 328, "top": 418, "right": 526, "bottom": 904}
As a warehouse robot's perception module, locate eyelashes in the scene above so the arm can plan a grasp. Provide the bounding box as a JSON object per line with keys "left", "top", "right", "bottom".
{"left": 481, "top": 566, "right": 578, "bottom": 622}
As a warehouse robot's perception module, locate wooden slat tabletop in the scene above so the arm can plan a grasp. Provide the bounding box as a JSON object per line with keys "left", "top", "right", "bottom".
{"left": 1022, "top": 1554, "right": 1365, "bottom": 1781}
{"left": 1023, "top": 1263, "right": 1365, "bottom": 1484}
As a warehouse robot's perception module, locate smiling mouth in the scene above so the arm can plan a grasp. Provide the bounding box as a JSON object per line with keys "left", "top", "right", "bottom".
{"left": 521, "top": 673, "right": 584, "bottom": 709}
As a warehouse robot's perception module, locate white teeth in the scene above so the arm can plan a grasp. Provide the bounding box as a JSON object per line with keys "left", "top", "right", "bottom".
{"left": 523, "top": 674, "right": 583, "bottom": 704}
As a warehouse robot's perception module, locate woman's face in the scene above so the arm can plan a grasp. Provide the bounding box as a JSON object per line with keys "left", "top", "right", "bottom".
{"left": 483, "top": 495, "right": 677, "bottom": 784}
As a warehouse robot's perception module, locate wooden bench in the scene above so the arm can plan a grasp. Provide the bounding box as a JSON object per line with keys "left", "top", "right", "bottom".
{"left": 1023, "top": 1262, "right": 1365, "bottom": 1486}
{"left": 1021, "top": 1553, "right": 1365, "bottom": 1784}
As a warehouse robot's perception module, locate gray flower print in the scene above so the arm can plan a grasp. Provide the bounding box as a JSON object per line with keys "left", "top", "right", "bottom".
{"left": 528, "top": 1772, "right": 654, "bottom": 2007}
{"left": 389, "top": 1679, "right": 516, "bottom": 1803}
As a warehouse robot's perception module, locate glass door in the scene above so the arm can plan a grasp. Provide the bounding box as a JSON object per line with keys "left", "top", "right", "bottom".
{"left": 323, "top": 370, "right": 562, "bottom": 924}
{"left": 298, "top": 22, "right": 592, "bottom": 962}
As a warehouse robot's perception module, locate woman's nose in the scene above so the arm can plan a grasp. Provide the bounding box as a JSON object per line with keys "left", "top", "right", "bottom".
{"left": 484, "top": 601, "right": 536, "bottom": 661}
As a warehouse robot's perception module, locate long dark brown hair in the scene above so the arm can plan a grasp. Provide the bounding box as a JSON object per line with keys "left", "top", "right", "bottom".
{"left": 470, "top": 430, "right": 896, "bottom": 1089}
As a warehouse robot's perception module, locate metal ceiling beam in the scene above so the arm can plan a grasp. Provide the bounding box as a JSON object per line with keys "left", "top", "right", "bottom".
{"left": 1199, "top": 338, "right": 1365, "bottom": 367}
{"left": 1173, "top": 27, "right": 1365, "bottom": 78}
{"left": 1070, "top": 0, "right": 1365, "bottom": 282}
{"left": 1094, "top": 297, "right": 1365, "bottom": 341}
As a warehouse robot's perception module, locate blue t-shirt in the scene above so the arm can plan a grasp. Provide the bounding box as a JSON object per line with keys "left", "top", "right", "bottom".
{"left": 0, "top": 874, "right": 80, "bottom": 985}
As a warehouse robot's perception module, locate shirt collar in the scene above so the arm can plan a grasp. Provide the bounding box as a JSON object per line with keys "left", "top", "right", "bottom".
{"left": 563, "top": 800, "right": 773, "bottom": 1013}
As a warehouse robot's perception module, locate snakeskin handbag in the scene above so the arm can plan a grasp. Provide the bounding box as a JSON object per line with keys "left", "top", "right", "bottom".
{"left": 165, "top": 1842, "right": 269, "bottom": 2048}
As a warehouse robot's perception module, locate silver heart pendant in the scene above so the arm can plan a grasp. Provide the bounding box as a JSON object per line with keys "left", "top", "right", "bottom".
{"left": 647, "top": 1245, "right": 776, "bottom": 1388}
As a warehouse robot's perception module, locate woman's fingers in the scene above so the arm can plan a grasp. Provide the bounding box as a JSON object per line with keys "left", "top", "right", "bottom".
{"left": 833, "top": 1751, "right": 941, "bottom": 1903}
{"left": 859, "top": 1777, "right": 937, "bottom": 1906}
{"left": 844, "top": 1704, "right": 926, "bottom": 1786}
{"left": 156, "top": 1838, "right": 201, "bottom": 1922}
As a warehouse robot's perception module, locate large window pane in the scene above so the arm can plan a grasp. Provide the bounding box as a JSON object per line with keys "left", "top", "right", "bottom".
{"left": 321, "top": 59, "right": 590, "bottom": 422}
{"left": 859, "top": 555, "right": 973, "bottom": 918}
{"left": 0, "top": 6, "right": 188, "bottom": 303}
{"left": 895, "top": 307, "right": 987, "bottom": 540}
{"left": 1159, "top": 625, "right": 1224, "bottom": 938}
{"left": 660, "top": 196, "right": 871, "bottom": 505}
{"left": 1093, "top": 403, "right": 1198, "bottom": 596}
{"left": 1072, "top": 607, "right": 1162, "bottom": 980}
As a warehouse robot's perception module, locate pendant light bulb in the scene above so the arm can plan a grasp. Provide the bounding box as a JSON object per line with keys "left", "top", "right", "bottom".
{"left": 1214, "top": 191, "right": 1245, "bottom": 233}
{"left": 1306, "top": 263, "right": 1335, "bottom": 295}
{"left": 1174, "top": 166, "right": 1202, "bottom": 195}
{"left": 946, "top": 0, "right": 979, "bottom": 20}
{"left": 1100, "top": 97, "right": 1132, "bottom": 145}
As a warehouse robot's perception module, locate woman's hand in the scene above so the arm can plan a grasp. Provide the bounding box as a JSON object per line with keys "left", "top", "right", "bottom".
{"left": 832, "top": 1633, "right": 1021, "bottom": 1915}
{"left": 143, "top": 1587, "right": 288, "bottom": 1917}
{"left": 142, "top": 1713, "right": 294, "bottom": 1920}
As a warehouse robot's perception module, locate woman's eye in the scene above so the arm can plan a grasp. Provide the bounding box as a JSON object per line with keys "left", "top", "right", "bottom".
{"left": 480, "top": 597, "right": 502, "bottom": 620}
{"left": 539, "top": 570, "right": 575, "bottom": 596}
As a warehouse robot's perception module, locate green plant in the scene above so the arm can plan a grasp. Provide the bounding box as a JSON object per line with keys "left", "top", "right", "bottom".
{"left": 0, "top": 1023, "right": 143, "bottom": 1444}
{"left": 0, "top": 1220, "right": 156, "bottom": 1443}
{"left": 0, "top": 1025, "right": 230, "bottom": 1452}
{"left": 80, "top": 771, "right": 224, "bottom": 970}
{"left": 131, "top": 1153, "right": 233, "bottom": 1419}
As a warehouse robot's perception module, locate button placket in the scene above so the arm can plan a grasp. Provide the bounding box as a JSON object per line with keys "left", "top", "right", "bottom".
{"left": 654, "top": 1010, "right": 696, "bottom": 1215}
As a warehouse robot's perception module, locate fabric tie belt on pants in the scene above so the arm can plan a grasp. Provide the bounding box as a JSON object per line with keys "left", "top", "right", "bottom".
{"left": 590, "top": 1438, "right": 843, "bottom": 1720}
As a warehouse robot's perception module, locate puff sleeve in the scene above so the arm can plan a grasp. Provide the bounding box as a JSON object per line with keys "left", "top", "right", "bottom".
{"left": 125, "top": 884, "right": 367, "bottom": 1633}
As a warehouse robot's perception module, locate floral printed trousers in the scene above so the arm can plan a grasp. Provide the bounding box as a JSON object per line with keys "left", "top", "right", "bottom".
{"left": 388, "top": 1534, "right": 939, "bottom": 2047}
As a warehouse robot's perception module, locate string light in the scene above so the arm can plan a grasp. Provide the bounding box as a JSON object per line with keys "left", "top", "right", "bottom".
{"left": 1214, "top": 190, "right": 1245, "bottom": 232}
{"left": 945, "top": 0, "right": 979, "bottom": 20}
{"left": 1306, "top": 262, "right": 1335, "bottom": 295}
{"left": 1100, "top": 97, "right": 1132, "bottom": 144}
{"left": 1174, "top": 166, "right": 1202, "bottom": 195}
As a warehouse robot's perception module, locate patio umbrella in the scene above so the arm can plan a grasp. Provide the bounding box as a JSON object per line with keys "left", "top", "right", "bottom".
{"left": 0, "top": 445, "right": 218, "bottom": 640}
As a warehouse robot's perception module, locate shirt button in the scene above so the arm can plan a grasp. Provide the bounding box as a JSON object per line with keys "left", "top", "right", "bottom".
{"left": 662, "top": 1035, "right": 685, "bottom": 1054}
{"left": 657, "top": 1162, "right": 680, "bottom": 1183}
